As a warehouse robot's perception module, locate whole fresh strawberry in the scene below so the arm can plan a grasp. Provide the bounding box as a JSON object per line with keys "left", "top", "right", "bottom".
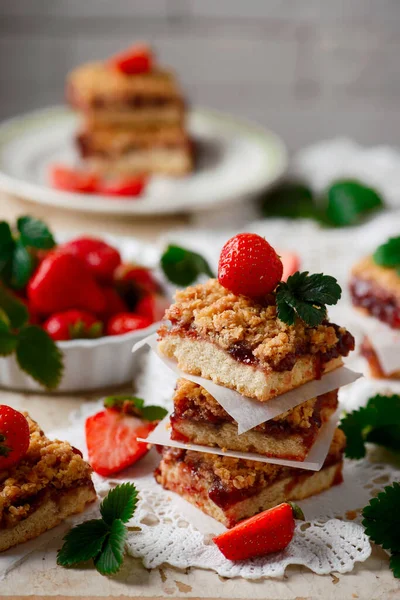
{"left": 108, "top": 43, "right": 153, "bottom": 75}
{"left": 115, "top": 264, "right": 159, "bottom": 297}
{"left": 214, "top": 502, "right": 304, "bottom": 561}
{"left": 43, "top": 310, "right": 103, "bottom": 341}
{"left": 85, "top": 396, "right": 166, "bottom": 476}
{"left": 218, "top": 233, "right": 283, "bottom": 297}
{"left": 135, "top": 293, "right": 169, "bottom": 323}
{"left": 0, "top": 406, "right": 30, "bottom": 470}
{"left": 27, "top": 250, "right": 106, "bottom": 315}
{"left": 100, "top": 286, "right": 128, "bottom": 322}
{"left": 61, "top": 237, "right": 122, "bottom": 283}
{"left": 106, "top": 312, "right": 152, "bottom": 336}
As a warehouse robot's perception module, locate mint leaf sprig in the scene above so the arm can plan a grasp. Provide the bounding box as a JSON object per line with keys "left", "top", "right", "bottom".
{"left": 362, "top": 482, "right": 400, "bottom": 579}
{"left": 340, "top": 394, "right": 400, "bottom": 459}
{"left": 373, "top": 236, "right": 400, "bottom": 274}
{"left": 0, "top": 216, "right": 55, "bottom": 289}
{"left": 104, "top": 395, "right": 168, "bottom": 421}
{"left": 57, "top": 482, "right": 138, "bottom": 575}
{"left": 276, "top": 271, "right": 342, "bottom": 327}
{"left": 160, "top": 244, "right": 214, "bottom": 287}
{"left": 0, "top": 286, "right": 63, "bottom": 389}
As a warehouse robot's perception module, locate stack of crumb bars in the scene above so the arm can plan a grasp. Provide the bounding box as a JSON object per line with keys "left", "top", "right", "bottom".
{"left": 67, "top": 46, "right": 193, "bottom": 177}
{"left": 155, "top": 279, "right": 355, "bottom": 527}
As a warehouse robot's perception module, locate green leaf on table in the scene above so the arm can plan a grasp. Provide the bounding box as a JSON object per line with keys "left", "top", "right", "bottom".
{"left": 261, "top": 182, "right": 318, "bottom": 220}
{"left": 160, "top": 244, "right": 214, "bottom": 286}
{"left": 17, "top": 216, "right": 56, "bottom": 250}
{"left": 0, "top": 320, "right": 18, "bottom": 356}
{"left": 390, "top": 553, "right": 400, "bottom": 579}
{"left": 11, "top": 239, "right": 33, "bottom": 289}
{"left": 373, "top": 236, "right": 400, "bottom": 269}
{"left": 57, "top": 520, "right": 109, "bottom": 567}
{"left": 100, "top": 482, "right": 138, "bottom": 526}
{"left": 362, "top": 482, "right": 400, "bottom": 552}
{"left": 0, "top": 285, "right": 28, "bottom": 328}
{"left": 94, "top": 519, "right": 127, "bottom": 576}
{"left": 325, "top": 180, "right": 384, "bottom": 227}
{"left": 340, "top": 394, "right": 400, "bottom": 459}
{"left": 16, "top": 324, "right": 63, "bottom": 389}
{"left": 0, "top": 222, "right": 15, "bottom": 273}
{"left": 276, "top": 271, "right": 341, "bottom": 327}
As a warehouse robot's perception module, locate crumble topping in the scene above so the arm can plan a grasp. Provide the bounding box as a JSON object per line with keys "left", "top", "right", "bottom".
{"left": 351, "top": 256, "right": 400, "bottom": 300}
{"left": 162, "top": 279, "right": 352, "bottom": 369}
{"left": 0, "top": 415, "right": 92, "bottom": 527}
{"left": 174, "top": 379, "right": 337, "bottom": 429}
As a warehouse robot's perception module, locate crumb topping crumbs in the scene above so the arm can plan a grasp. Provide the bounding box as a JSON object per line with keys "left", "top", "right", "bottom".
{"left": 0, "top": 415, "right": 92, "bottom": 527}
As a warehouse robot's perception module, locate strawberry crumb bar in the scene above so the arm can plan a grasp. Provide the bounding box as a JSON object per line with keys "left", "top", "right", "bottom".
{"left": 156, "top": 429, "right": 345, "bottom": 528}
{"left": 158, "top": 279, "right": 355, "bottom": 403}
{"left": 0, "top": 415, "right": 96, "bottom": 552}
{"left": 171, "top": 379, "right": 338, "bottom": 461}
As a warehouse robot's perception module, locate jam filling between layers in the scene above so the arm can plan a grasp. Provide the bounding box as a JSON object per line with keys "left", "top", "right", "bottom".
{"left": 156, "top": 444, "right": 344, "bottom": 510}
{"left": 350, "top": 277, "right": 400, "bottom": 329}
{"left": 76, "top": 134, "right": 192, "bottom": 159}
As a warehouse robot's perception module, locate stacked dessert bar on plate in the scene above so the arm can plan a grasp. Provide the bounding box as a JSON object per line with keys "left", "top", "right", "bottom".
{"left": 67, "top": 45, "right": 193, "bottom": 176}
{"left": 154, "top": 277, "right": 356, "bottom": 527}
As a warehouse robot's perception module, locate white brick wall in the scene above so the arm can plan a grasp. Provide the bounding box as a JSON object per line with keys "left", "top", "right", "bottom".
{"left": 1, "top": 0, "right": 400, "bottom": 151}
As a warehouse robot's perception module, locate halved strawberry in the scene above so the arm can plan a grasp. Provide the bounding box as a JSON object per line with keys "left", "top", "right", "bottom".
{"left": 108, "top": 44, "right": 153, "bottom": 75}
{"left": 98, "top": 176, "right": 147, "bottom": 197}
{"left": 85, "top": 409, "right": 156, "bottom": 476}
{"left": 280, "top": 251, "right": 301, "bottom": 282}
{"left": 135, "top": 293, "right": 169, "bottom": 322}
{"left": 49, "top": 165, "right": 99, "bottom": 193}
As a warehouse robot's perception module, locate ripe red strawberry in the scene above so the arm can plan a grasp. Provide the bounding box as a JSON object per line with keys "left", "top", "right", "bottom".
{"left": 115, "top": 264, "right": 159, "bottom": 295}
{"left": 61, "top": 237, "right": 122, "bottom": 283}
{"left": 108, "top": 43, "right": 153, "bottom": 75}
{"left": 27, "top": 250, "right": 106, "bottom": 316}
{"left": 85, "top": 409, "right": 156, "bottom": 476}
{"left": 100, "top": 286, "right": 128, "bottom": 322}
{"left": 49, "top": 165, "right": 99, "bottom": 193}
{"left": 106, "top": 312, "right": 152, "bottom": 336}
{"left": 280, "top": 251, "right": 300, "bottom": 282}
{"left": 213, "top": 502, "right": 304, "bottom": 561}
{"left": 135, "top": 293, "right": 169, "bottom": 322}
{"left": 218, "top": 233, "right": 283, "bottom": 298}
{"left": 42, "top": 309, "right": 103, "bottom": 341}
{"left": 0, "top": 406, "right": 30, "bottom": 470}
{"left": 98, "top": 175, "right": 147, "bottom": 197}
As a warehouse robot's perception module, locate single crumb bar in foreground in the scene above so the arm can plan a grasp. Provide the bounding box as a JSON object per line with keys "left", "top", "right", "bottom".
{"left": 155, "top": 429, "right": 345, "bottom": 528}
{"left": 158, "top": 279, "right": 355, "bottom": 403}
{"left": 0, "top": 415, "right": 96, "bottom": 552}
{"left": 350, "top": 256, "right": 400, "bottom": 330}
{"left": 171, "top": 379, "right": 338, "bottom": 461}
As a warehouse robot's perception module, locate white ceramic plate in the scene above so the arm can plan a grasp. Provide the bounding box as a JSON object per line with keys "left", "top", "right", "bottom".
{"left": 0, "top": 106, "right": 287, "bottom": 215}
{"left": 0, "top": 234, "right": 167, "bottom": 393}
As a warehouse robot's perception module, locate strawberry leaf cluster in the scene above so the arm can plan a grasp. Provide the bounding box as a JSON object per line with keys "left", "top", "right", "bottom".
{"left": 362, "top": 482, "right": 400, "bottom": 579}
{"left": 276, "top": 271, "right": 342, "bottom": 326}
{"left": 373, "top": 236, "right": 400, "bottom": 274}
{"left": 340, "top": 394, "right": 400, "bottom": 459}
{"left": 57, "top": 482, "right": 138, "bottom": 575}
{"left": 0, "top": 286, "right": 63, "bottom": 389}
{"left": 0, "top": 216, "right": 55, "bottom": 289}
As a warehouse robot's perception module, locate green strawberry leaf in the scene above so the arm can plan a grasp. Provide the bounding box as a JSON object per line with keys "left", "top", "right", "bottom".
{"left": 103, "top": 395, "right": 145, "bottom": 410}
{"left": 0, "top": 320, "right": 18, "bottom": 356}
{"left": 0, "top": 222, "right": 15, "bottom": 273}
{"left": 16, "top": 325, "right": 63, "bottom": 389}
{"left": 11, "top": 239, "right": 33, "bottom": 289}
{"left": 261, "top": 182, "right": 318, "bottom": 220}
{"left": 390, "top": 553, "right": 400, "bottom": 578}
{"left": 0, "top": 286, "right": 28, "bottom": 328}
{"left": 325, "top": 180, "right": 384, "bottom": 227}
{"left": 160, "top": 244, "right": 214, "bottom": 287}
{"left": 141, "top": 405, "right": 168, "bottom": 422}
{"left": 373, "top": 236, "right": 400, "bottom": 268}
{"left": 17, "top": 216, "right": 56, "bottom": 250}
{"left": 57, "top": 520, "right": 109, "bottom": 566}
{"left": 100, "top": 482, "right": 138, "bottom": 526}
{"left": 94, "top": 519, "right": 127, "bottom": 576}
{"left": 362, "top": 482, "right": 400, "bottom": 552}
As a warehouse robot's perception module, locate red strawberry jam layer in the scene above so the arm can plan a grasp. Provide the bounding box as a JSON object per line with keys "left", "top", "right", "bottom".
{"left": 350, "top": 277, "right": 400, "bottom": 329}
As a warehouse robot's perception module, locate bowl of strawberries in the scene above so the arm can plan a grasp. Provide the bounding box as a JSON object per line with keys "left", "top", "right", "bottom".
{"left": 0, "top": 216, "right": 170, "bottom": 392}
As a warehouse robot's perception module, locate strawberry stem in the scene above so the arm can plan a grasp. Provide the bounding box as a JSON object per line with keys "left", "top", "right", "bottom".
{"left": 0, "top": 433, "right": 11, "bottom": 457}
{"left": 288, "top": 502, "right": 305, "bottom": 521}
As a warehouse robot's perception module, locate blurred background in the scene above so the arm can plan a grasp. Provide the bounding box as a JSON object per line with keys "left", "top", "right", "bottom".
{"left": 1, "top": 0, "right": 399, "bottom": 152}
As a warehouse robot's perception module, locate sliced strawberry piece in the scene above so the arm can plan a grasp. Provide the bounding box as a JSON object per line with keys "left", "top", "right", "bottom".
{"left": 49, "top": 165, "right": 99, "bottom": 194}
{"left": 85, "top": 409, "right": 156, "bottom": 476}
{"left": 106, "top": 312, "right": 152, "bottom": 336}
{"left": 42, "top": 309, "right": 103, "bottom": 341}
{"left": 279, "top": 251, "right": 301, "bottom": 282}
{"left": 135, "top": 293, "right": 169, "bottom": 322}
{"left": 108, "top": 44, "right": 153, "bottom": 75}
{"left": 99, "top": 176, "right": 147, "bottom": 197}
{"left": 213, "top": 502, "right": 304, "bottom": 561}
{"left": 60, "top": 237, "right": 122, "bottom": 283}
